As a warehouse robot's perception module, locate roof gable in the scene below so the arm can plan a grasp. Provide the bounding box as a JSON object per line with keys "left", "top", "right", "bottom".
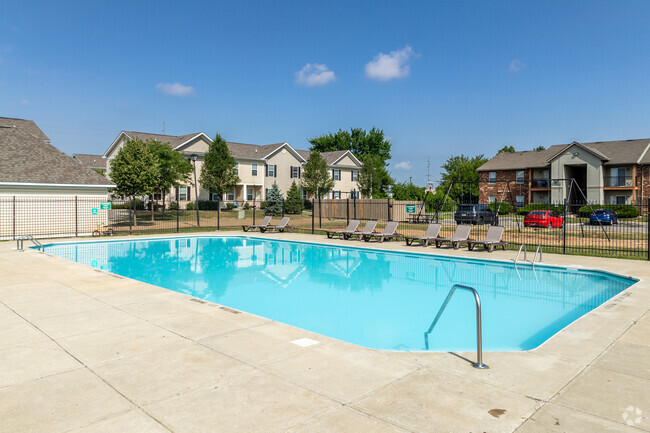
{"left": 547, "top": 141, "right": 610, "bottom": 163}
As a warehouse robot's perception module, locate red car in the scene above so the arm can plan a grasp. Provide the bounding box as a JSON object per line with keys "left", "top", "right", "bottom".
{"left": 524, "top": 210, "right": 564, "bottom": 228}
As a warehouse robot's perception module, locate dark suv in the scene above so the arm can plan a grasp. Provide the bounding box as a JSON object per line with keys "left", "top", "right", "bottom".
{"left": 454, "top": 204, "right": 498, "bottom": 225}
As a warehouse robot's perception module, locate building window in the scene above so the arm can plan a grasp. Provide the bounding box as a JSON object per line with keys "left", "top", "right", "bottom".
{"left": 489, "top": 172, "right": 496, "bottom": 184}
{"left": 351, "top": 190, "right": 358, "bottom": 199}
{"left": 211, "top": 193, "right": 220, "bottom": 201}
{"left": 246, "top": 188, "right": 253, "bottom": 201}
{"left": 226, "top": 189, "right": 235, "bottom": 201}
{"left": 488, "top": 195, "right": 496, "bottom": 203}
{"left": 252, "top": 163, "right": 258, "bottom": 176}
{"left": 516, "top": 170, "right": 525, "bottom": 184}
{"left": 351, "top": 170, "right": 359, "bottom": 181}
{"left": 153, "top": 191, "right": 163, "bottom": 200}
{"left": 266, "top": 164, "right": 276, "bottom": 177}
{"left": 611, "top": 195, "right": 627, "bottom": 205}
{"left": 332, "top": 169, "right": 341, "bottom": 181}
{"left": 516, "top": 195, "right": 525, "bottom": 208}
{"left": 290, "top": 166, "right": 301, "bottom": 178}
{"left": 301, "top": 189, "right": 307, "bottom": 200}
{"left": 234, "top": 162, "right": 239, "bottom": 175}
{"left": 332, "top": 191, "right": 341, "bottom": 199}
{"left": 178, "top": 186, "right": 189, "bottom": 201}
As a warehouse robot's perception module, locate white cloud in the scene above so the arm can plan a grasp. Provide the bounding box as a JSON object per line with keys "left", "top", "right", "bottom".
{"left": 508, "top": 59, "right": 526, "bottom": 72}
{"left": 295, "top": 63, "right": 336, "bottom": 87}
{"left": 394, "top": 161, "right": 412, "bottom": 170}
{"left": 156, "top": 82, "right": 195, "bottom": 96}
{"left": 365, "top": 46, "right": 416, "bottom": 81}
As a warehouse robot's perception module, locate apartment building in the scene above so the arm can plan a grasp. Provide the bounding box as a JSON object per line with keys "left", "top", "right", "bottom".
{"left": 103, "top": 131, "right": 362, "bottom": 206}
{"left": 477, "top": 138, "right": 650, "bottom": 206}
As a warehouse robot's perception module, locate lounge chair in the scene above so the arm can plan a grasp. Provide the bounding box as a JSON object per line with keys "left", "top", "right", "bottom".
{"left": 325, "top": 220, "right": 361, "bottom": 239}
{"left": 242, "top": 216, "right": 272, "bottom": 232}
{"left": 434, "top": 224, "right": 472, "bottom": 249}
{"left": 345, "top": 220, "right": 377, "bottom": 240}
{"left": 260, "top": 216, "right": 293, "bottom": 233}
{"left": 466, "top": 226, "right": 507, "bottom": 252}
{"left": 404, "top": 223, "right": 442, "bottom": 246}
{"left": 363, "top": 221, "right": 402, "bottom": 243}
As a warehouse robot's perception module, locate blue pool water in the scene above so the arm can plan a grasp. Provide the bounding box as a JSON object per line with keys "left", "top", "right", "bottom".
{"left": 41, "top": 236, "right": 636, "bottom": 351}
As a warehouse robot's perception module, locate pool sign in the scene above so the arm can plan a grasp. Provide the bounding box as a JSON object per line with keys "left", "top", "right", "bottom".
{"left": 91, "top": 208, "right": 98, "bottom": 215}
{"left": 100, "top": 202, "right": 111, "bottom": 210}
{"left": 406, "top": 205, "right": 416, "bottom": 214}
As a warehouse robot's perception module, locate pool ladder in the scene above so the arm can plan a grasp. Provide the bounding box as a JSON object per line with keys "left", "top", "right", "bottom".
{"left": 424, "top": 284, "right": 487, "bottom": 369}
{"left": 16, "top": 235, "right": 43, "bottom": 252}
{"left": 513, "top": 244, "right": 542, "bottom": 267}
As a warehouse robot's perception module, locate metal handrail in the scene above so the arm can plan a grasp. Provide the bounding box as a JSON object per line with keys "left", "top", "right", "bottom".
{"left": 16, "top": 235, "right": 43, "bottom": 252}
{"left": 513, "top": 244, "right": 526, "bottom": 266}
{"left": 424, "top": 284, "right": 487, "bottom": 369}
{"left": 532, "top": 245, "right": 542, "bottom": 267}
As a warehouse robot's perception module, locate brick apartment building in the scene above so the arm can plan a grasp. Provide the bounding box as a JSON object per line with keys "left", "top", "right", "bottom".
{"left": 477, "top": 139, "right": 650, "bottom": 207}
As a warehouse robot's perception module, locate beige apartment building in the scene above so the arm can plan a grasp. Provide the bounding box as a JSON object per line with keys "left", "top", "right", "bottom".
{"left": 103, "top": 131, "right": 363, "bottom": 207}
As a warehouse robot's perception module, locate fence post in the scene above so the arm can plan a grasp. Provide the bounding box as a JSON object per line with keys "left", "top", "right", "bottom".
{"left": 217, "top": 198, "right": 220, "bottom": 230}
{"left": 75, "top": 196, "right": 78, "bottom": 237}
{"left": 282, "top": 198, "right": 285, "bottom": 218}
{"left": 12, "top": 196, "right": 16, "bottom": 240}
{"left": 387, "top": 199, "right": 391, "bottom": 221}
{"left": 176, "top": 203, "right": 179, "bottom": 233}
{"left": 647, "top": 198, "right": 649, "bottom": 261}
{"left": 318, "top": 195, "right": 322, "bottom": 228}
{"left": 562, "top": 200, "right": 567, "bottom": 255}
{"left": 353, "top": 196, "right": 357, "bottom": 219}
{"left": 346, "top": 198, "right": 350, "bottom": 221}
{"left": 311, "top": 199, "right": 315, "bottom": 234}
{"left": 129, "top": 199, "right": 133, "bottom": 235}
{"left": 252, "top": 198, "right": 256, "bottom": 226}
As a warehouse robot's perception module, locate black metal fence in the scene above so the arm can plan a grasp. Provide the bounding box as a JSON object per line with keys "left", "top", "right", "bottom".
{"left": 1, "top": 195, "right": 649, "bottom": 260}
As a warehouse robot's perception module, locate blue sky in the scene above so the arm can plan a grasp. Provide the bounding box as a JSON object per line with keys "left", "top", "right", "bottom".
{"left": 2, "top": 1, "right": 650, "bottom": 184}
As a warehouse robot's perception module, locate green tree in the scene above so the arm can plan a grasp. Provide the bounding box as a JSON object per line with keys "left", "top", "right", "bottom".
{"left": 534, "top": 145, "right": 546, "bottom": 151}
{"left": 265, "top": 183, "right": 283, "bottom": 216}
{"left": 93, "top": 168, "right": 106, "bottom": 177}
{"left": 148, "top": 140, "right": 193, "bottom": 217}
{"left": 309, "top": 127, "right": 391, "bottom": 163}
{"left": 109, "top": 138, "right": 160, "bottom": 226}
{"left": 438, "top": 154, "right": 488, "bottom": 203}
{"left": 285, "top": 181, "right": 304, "bottom": 214}
{"left": 357, "top": 155, "right": 392, "bottom": 198}
{"left": 392, "top": 181, "right": 426, "bottom": 201}
{"left": 497, "top": 145, "right": 515, "bottom": 154}
{"left": 199, "top": 133, "right": 240, "bottom": 200}
{"left": 301, "top": 150, "right": 334, "bottom": 198}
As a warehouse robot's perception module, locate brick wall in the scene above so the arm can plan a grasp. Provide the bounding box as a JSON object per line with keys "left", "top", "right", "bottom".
{"left": 478, "top": 170, "right": 531, "bottom": 204}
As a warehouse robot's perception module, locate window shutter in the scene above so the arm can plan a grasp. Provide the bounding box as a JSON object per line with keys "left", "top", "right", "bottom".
{"left": 298, "top": 167, "right": 301, "bottom": 178}
{"left": 274, "top": 165, "right": 277, "bottom": 178}
{"left": 332, "top": 169, "right": 335, "bottom": 179}
{"left": 351, "top": 171, "right": 354, "bottom": 181}
{"left": 187, "top": 186, "right": 191, "bottom": 200}
{"left": 265, "top": 164, "right": 269, "bottom": 177}
{"left": 290, "top": 166, "right": 294, "bottom": 178}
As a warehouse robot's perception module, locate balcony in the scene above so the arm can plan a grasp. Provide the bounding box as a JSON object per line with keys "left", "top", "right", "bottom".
{"left": 604, "top": 176, "right": 634, "bottom": 188}
{"left": 530, "top": 179, "right": 551, "bottom": 189}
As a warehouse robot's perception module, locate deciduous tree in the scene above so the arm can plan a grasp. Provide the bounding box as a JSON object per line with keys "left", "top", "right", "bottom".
{"left": 109, "top": 138, "right": 160, "bottom": 226}
{"left": 199, "top": 133, "right": 240, "bottom": 200}
{"left": 301, "top": 150, "right": 334, "bottom": 198}
{"left": 438, "top": 154, "right": 488, "bottom": 203}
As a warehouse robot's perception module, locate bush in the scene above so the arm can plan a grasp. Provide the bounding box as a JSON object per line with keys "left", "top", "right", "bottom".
{"left": 168, "top": 201, "right": 179, "bottom": 210}
{"left": 577, "top": 204, "right": 640, "bottom": 218}
{"left": 111, "top": 199, "right": 144, "bottom": 209}
{"left": 243, "top": 202, "right": 250, "bottom": 210}
{"left": 284, "top": 181, "right": 304, "bottom": 214}
{"left": 186, "top": 202, "right": 195, "bottom": 210}
{"left": 259, "top": 201, "right": 267, "bottom": 209}
{"left": 517, "top": 202, "right": 565, "bottom": 215}
{"left": 488, "top": 201, "right": 513, "bottom": 215}
{"left": 303, "top": 199, "right": 313, "bottom": 210}
{"left": 197, "top": 200, "right": 220, "bottom": 210}
{"left": 226, "top": 202, "right": 236, "bottom": 210}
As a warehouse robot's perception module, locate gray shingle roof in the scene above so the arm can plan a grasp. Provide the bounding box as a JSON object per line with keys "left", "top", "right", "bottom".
{"left": 123, "top": 131, "right": 204, "bottom": 149}
{"left": 295, "top": 149, "right": 358, "bottom": 165}
{"left": 226, "top": 142, "right": 287, "bottom": 159}
{"left": 73, "top": 153, "right": 105, "bottom": 169}
{"left": 0, "top": 118, "right": 113, "bottom": 186}
{"left": 478, "top": 138, "right": 650, "bottom": 171}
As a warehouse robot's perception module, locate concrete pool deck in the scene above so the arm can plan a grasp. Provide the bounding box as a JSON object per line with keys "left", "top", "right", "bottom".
{"left": 0, "top": 232, "right": 648, "bottom": 432}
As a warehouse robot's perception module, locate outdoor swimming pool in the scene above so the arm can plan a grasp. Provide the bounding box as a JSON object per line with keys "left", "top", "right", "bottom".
{"left": 41, "top": 236, "right": 637, "bottom": 351}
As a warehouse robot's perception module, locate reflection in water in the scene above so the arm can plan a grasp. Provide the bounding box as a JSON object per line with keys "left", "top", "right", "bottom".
{"left": 42, "top": 237, "right": 636, "bottom": 352}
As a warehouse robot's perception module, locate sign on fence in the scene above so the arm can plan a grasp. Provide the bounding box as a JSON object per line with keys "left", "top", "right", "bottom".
{"left": 100, "top": 202, "right": 111, "bottom": 210}
{"left": 91, "top": 208, "right": 98, "bottom": 215}
{"left": 405, "top": 205, "right": 416, "bottom": 214}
